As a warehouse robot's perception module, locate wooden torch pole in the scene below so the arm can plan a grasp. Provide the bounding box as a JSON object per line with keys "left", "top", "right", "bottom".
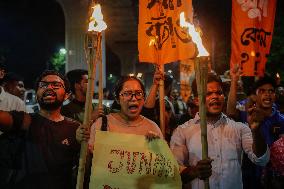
{"left": 194, "top": 56, "right": 209, "bottom": 189}
{"left": 76, "top": 33, "right": 97, "bottom": 189}
{"left": 97, "top": 33, "right": 103, "bottom": 109}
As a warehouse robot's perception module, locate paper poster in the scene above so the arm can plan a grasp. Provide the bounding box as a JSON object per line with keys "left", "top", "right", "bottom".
{"left": 89, "top": 131, "right": 182, "bottom": 189}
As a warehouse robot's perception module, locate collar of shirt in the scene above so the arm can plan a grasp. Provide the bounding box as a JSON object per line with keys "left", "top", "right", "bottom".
{"left": 193, "top": 112, "right": 228, "bottom": 128}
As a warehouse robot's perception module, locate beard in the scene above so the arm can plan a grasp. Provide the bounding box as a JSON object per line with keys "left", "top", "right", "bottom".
{"left": 37, "top": 89, "right": 64, "bottom": 111}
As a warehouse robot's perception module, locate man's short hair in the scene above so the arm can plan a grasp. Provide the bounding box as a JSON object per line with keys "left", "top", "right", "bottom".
{"left": 35, "top": 70, "right": 70, "bottom": 93}
{"left": 254, "top": 75, "right": 277, "bottom": 91}
{"left": 65, "top": 69, "right": 88, "bottom": 94}
{"left": 3, "top": 72, "right": 23, "bottom": 83}
{"left": 191, "top": 72, "right": 223, "bottom": 97}
{"left": 0, "top": 62, "right": 6, "bottom": 70}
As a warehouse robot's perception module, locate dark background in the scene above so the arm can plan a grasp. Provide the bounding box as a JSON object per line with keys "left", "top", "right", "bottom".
{"left": 0, "top": 0, "right": 283, "bottom": 88}
{"left": 0, "top": 0, "right": 64, "bottom": 88}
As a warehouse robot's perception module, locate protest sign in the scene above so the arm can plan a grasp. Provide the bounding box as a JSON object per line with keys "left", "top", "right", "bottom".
{"left": 89, "top": 131, "right": 181, "bottom": 189}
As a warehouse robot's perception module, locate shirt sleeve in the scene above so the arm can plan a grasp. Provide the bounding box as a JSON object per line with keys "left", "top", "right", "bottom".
{"left": 18, "top": 100, "right": 26, "bottom": 112}
{"left": 240, "top": 122, "right": 270, "bottom": 167}
{"left": 170, "top": 126, "right": 189, "bottom": 168}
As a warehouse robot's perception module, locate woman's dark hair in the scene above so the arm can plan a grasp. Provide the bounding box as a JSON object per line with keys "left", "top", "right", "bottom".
{"left": 35, "top": 70, "right": 70, "bottom": 93}
{"left": 191, "top": 72, "right": 223, "bottom": 97}
{"left": 113, "top": 76, "right": 145, "bottom": 100}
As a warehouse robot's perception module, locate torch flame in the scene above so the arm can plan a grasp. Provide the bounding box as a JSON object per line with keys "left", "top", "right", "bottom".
{"left": 276, "top": 73, "right": 280, "bottom": 78}
{"left": 88, "top": 4, "right": 107, "bottom": 32}
{"left": 149, "top": 36, "right": 158, "bottom": 48}
{"left": 180, "top": 12, "right": 209, "bottom": 57}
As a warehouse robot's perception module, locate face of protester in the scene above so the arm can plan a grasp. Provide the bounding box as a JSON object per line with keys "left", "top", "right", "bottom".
{"left": 5, "top": 80, "right": 25, "bottom": 99}
{"left": 36, "top": 75, "right": 68, "bottom": 111}
{"left": 118, "top": 79, "right": 145, "bottom": 121}
{"left": 256, "top": 84, "right": 276, "bottom": 109}
{"left": 171, "top": 89, "right": 179, "bottom": 100}
{"left": 76, "top": 74, "right": 88, "bottom": 96}
{"left": 205, "top": 81, "right": 225, "bottom": 117}
{"left": 0, "top": 68, "right": 5, "bottom": 80}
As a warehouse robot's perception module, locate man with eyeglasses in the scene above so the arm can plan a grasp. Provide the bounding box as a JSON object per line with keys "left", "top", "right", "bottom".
{"left": 170, "top": 73, "right": 269, "bottom": 189}
{"left": 0, "top": 70, "right": 80, "bottom": 189}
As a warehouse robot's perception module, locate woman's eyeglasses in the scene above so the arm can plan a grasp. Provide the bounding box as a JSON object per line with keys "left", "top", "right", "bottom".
{"left": 119, "top": 90, "right": 144, "bottom": 100}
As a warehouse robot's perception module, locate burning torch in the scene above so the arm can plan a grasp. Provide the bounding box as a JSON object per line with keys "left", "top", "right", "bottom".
{"left": 180, "top": 12, "right": 210, "bottom": 189}
{"left": 76, "top": 3, "right": 107, "bottom": 189}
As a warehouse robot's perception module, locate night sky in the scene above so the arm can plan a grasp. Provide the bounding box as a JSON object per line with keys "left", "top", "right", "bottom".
{"left": 0, "top": 0, "right": 64, "bottom": 88}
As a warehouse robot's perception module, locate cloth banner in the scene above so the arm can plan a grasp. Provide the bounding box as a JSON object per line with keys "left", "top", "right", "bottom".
{"left": 138, "top": 0, "right": 195, "bottom": 65}
{"left": 230, "top": 0, "right": 277, "bottom": 76}
{"left": 180, "top": 59, "right": 195, "bottom": 102}
{"left": 89, "top": 131, "right": 182, "bottom": 189}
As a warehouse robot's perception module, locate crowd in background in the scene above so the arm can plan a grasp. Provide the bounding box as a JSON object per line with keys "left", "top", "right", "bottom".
{"left": 0, "top": 61, "right": 283, "bottom": 189}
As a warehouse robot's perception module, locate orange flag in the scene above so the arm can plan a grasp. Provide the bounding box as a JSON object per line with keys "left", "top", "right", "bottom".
{"left": 230, "top": 0, "right": 277, "bottom": 76}
{"left": 138, "top": 0, "right": 195, "bottom": 65}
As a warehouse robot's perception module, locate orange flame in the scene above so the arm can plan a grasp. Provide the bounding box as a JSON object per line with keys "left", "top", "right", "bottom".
{"left": 276, "top": 73, "right": 280, "bottom": 78}
{"left": 180, "top": 12, "right": 209, "bottom": 57}
{"left": 148, "top": 36, "right": 158, "bottom": 48}
{"left": 88, "top": 4, "right": 107, "bottom": 32}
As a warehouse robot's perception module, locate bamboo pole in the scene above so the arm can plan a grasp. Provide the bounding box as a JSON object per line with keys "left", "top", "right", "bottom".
{"left": 158, "top": 65, "right": 165, "bottom": 137}
{"left": 194, "top": 56, "right": 209, "bottom": 189}
{"left": 97, "top": 33, "right": 103, "bottom": 109}
{"left": 154, "top": 45, "right": 165, "bottom": 138}
{"left": 76, "top": 33, "right": 98, "bottom": 189}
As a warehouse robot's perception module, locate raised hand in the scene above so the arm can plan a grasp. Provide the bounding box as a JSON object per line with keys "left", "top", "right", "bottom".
{"left": 91, "top": 106, "right": 104, "bottom": 121}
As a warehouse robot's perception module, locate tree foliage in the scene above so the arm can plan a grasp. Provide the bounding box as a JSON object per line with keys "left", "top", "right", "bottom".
{"left": 266, "top": 2, "right": 284, "bottom": 78}
{"left": 49, "top": 51, "right": 66, "bottom": 73}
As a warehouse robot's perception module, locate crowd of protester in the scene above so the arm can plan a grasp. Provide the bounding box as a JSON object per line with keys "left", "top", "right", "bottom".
{"left": 0, "top": 61, "right": 283, "bottom": 189}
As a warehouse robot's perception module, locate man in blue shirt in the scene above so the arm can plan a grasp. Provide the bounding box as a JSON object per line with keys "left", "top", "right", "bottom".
{"left": 227, "top": 72, "right": 284, "bottom": 189}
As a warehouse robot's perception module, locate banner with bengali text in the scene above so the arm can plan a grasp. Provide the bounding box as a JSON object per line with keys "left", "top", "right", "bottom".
{"left": 230, "top": 0, "right": 277, "bottom": 76}
{"left": 89, "top": 131, "right": 182, "bottom": 189}
{"left": 138, "top": 0, "right": 195, "bottom": 65}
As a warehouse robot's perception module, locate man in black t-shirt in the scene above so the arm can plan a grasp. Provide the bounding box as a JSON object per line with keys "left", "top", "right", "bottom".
{"left": 0, "top": 70, "right": 80, "bottom": 189}
{"left": 62, "top": 69, "right": 108, "bottom": 123}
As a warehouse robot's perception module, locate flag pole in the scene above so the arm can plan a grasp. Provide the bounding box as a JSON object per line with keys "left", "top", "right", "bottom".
{"left": 158, "top": 64, "right": 165, "bottom": 137}
{"left": 155, "top": 43, "right": 165, "bottom": 138}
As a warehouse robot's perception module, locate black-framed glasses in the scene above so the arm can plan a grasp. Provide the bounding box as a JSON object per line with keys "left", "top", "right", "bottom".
{"left": 38, "top": 81, "right": 65, "bottom": 90}
{"left": 119, "top": 90, "right": 144, "bottom": 100}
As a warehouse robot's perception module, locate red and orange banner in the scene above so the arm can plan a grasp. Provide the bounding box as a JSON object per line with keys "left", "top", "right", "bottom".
{"left": 138, "top": 0, "right": 195, "bottom": 65}
{"left": 230, "top": 0, "right": 277, "bottom": 76}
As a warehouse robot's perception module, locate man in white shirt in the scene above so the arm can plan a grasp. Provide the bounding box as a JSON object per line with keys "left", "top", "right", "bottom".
{"left": 170, "top": 73, "right": 269, "bottom": 189}
{"left": 0, "top": 86, "right": 26, "bottom": 112}
{"left": 0, "top": 65, "right": 26, "bottom": 134}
